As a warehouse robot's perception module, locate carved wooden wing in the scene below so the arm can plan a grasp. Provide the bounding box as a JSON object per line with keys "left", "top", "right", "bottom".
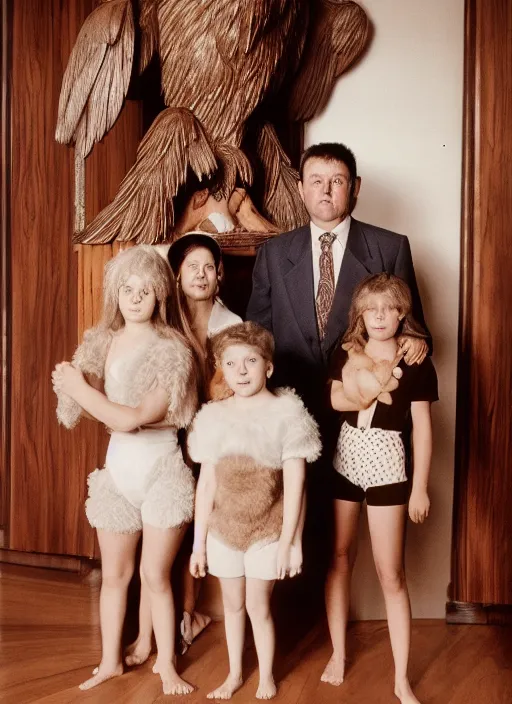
{"left": 288, "top": 0, "right": 370, "bottom": 122}
{"left": 55, "top": 0, "right": 138, "bottom": 158}
{"left": 73, "top": 107, "right": 218, "bottom": 244}
{"left": 157, "top": 0, "right": 306, "bottom": 143}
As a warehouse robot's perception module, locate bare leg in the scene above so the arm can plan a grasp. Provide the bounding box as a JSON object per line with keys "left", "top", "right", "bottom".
{"left": 124, "top": 569, "right": 153, "bottom": 666}
{"left": 141, "top": 523, "right": 193, "bottom": 695}
{"left": 79, "top": 529, "right": 140, "bottom": 690}
{"left": 321, "top": 499, "right": 361, "bottom": 686}
{"left": 367, "top": 504, "right": 421, "bottom": 704}
{"left": 246, "top": 578, "right": 276, "bottom": 700}
{"left": 207, "top": 577, "right": 245, "bottom": 700}
{"left": 180, "top": 566, "right": 212, "bottom": 654}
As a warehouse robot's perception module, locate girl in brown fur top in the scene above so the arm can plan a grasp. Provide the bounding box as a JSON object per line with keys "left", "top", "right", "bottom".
{"left": 51, "top": 246, "right": 198, "bottom": 696}
{"left": 187, "top": 322, "right": 321, "bottom": 700}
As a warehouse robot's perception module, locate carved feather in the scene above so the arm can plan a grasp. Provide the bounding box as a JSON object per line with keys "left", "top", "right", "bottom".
{"left": 213, "top": 144, "right": 253, "bottom": 199}
{"left": 157, "top": 0, "right": 304, "bottom": 144}
{"left": 139, "top": 0, "right": 159, "bottom": 73}
{"left": 288, "top": 0, "right": 370, "bottom": 122}
{"left": 257, "top": 123, "right": 308, "bottom": 231}
{"left": 55, "top": 0, "right": 135, "bottom": 159}
{"left": 74, "top": 108, "right": 217, "bottom": 245}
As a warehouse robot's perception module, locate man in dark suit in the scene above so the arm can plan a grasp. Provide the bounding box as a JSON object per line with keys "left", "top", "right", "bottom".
{"left": 246, "top": 142, "right": 430, "bottom": 622}
{"left": 247, "top": 142, "right": 429, "bottom": 414}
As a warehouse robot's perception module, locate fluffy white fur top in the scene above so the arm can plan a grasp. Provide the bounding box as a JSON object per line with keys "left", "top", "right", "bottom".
{"left": 188, "top": 388, "right": 321, "bottom": 468}
{"left": 55, "top": 326, "right": 197, "bottom": 430}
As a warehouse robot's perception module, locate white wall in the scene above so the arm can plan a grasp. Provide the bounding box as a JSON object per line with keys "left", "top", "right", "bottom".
{"left": 306, "top": 0, "right": 464, "bottom": 618}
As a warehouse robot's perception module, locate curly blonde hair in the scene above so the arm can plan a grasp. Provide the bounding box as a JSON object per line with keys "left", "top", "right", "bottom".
{"left": 100, "top": 246, "right": 179, "bottom": 334}
{"left": 343, "top": 273, "right": 427, "bottom": 351}
{"left": 211, "top": 321, "right": 275, "bottom": 366}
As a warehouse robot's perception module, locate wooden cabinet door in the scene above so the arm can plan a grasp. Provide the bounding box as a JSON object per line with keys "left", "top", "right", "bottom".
{"left": 1, "top": 0, "right": 142, "bottom": 557}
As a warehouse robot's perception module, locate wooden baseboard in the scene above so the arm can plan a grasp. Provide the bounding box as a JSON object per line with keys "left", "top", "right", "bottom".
{"left": 446, "top": 601, "right": 512, "bottom": 626}
{"left": 0, "top": 548, "right": 98, "bottom": 574}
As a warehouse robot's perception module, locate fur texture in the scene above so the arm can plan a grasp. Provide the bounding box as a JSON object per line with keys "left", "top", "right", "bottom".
{"left": 209, "top": 455, "right": 284, "bottom": 551}
{"left": 188, "top": 388, "right": 321, "bottom": 549}
{"left": 55, "top": 326, "right": 197, "bottom": 429}
{"left": 85, "top": 451, "right": 195, "bottom": 533}
{"left": 141, "top": 452, "right": 195, "bottom": 528}
{"left": 188, "top": 387, "right": 321, "bottom": 467}
{"left": 56, "top": 327, "right": 112, "bottom": 428}
{"left": 85, "top": 466, "right": 142, "bottom": 534}
{"left": 341, "top": 344, "right": 403, "bottom": 406}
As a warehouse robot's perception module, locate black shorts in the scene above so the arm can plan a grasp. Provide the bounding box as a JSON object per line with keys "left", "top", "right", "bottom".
{"left": 332, "top": 470, "right": 409, "bottom": 507}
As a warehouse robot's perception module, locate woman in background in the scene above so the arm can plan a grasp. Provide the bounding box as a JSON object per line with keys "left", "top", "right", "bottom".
{"left": 126, "top": 232, "right": 241, "bottom": 665}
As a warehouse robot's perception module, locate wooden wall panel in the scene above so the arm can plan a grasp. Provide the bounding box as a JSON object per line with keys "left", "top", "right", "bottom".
{"left": 0, "top": 0, "right": 12, "bottom": 542}
{"left": 451, "top": 0, "right": 512, "bottom": 605}
{"left": 8, "top": 0, "right": 142, "bottom": 556}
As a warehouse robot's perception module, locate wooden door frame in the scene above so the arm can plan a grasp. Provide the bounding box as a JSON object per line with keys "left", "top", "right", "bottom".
{"left": 448, "top": 0, "right": 512, "bottom": 624}
{"left": 0, "top": 0, "right": 12, "bottom": 549}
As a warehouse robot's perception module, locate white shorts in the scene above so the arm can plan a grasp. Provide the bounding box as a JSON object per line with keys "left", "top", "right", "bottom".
{"left": 206, "top": 533, "right": 279, "bottom": 580}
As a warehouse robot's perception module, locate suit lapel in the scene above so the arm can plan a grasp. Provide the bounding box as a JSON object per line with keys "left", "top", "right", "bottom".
{"left": 322, "top": 219, "right": 383, "bottom": 354}
{"left": 283, "top": 226, "right": 323, "bottom": 361}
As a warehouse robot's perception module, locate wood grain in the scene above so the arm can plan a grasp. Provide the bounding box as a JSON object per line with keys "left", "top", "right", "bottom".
{"left": 0, "top": 0, "right": 12, "bottom": 541}
{"left": 1, "top": 564, "right": 512, "bottom": 704}
{"left": 7, "top": 0, "right": 142, "bottom": 557}
{"left": 452, "top": 0, "right": 512, "bottom": 605}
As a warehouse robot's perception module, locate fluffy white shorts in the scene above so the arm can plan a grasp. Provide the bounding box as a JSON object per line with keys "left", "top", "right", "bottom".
{"left": 85, "top": 429, "right": 195, "bottom": 534}
{"left": 206, "top": 533, "right": 279, "bottom": 581}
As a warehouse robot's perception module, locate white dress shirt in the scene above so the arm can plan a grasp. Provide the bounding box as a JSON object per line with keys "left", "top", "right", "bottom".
{"left": 208, "top": 298, "right": 242, "bottom": 336}
{"left": 311, "top": 216, "right": 351, "bottom": 296}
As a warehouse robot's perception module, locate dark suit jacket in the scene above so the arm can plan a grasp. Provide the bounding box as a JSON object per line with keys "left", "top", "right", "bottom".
{"left": 246, "top": 218, "right": 431, "bottom": 415}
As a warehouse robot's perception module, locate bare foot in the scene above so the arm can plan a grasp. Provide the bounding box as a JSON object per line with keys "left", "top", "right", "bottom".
{"left": 125, "top": 636, "right": 152, "bottom": 667}
{"left": 256, "top": 676, "right": 277, "bottom": 700}
{"left": 207, "top": 673, "right": 243, "bottom": 700}
{"left": 395, "top": 679, "right": 421, "bottom": 704}
{"left": 155, "top": 661, "right": 194, "bottom": 696}
{"left": 79, "top": 662, "right": 123, "bottom": 690}
{"left": 180, "top": 610, "right": 213, "bottom": 654}
{"left": 320, "top": 653, "right": 345, "bottom": 686}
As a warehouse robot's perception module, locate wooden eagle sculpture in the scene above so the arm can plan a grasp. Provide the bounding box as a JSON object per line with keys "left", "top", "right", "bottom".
{"left": 56, "top": 0, "right": 370, "bottom": 244}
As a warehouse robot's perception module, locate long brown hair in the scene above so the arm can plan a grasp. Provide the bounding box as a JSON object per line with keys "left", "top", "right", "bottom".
{"left": 173, "top": 243, "right": 225, "bottom": 397}
{"left": 343, "top": 273, "right": 427, "bottom": 352}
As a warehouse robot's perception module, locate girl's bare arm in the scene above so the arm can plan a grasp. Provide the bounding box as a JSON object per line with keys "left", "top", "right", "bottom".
{"left": 409, "top": 400, "right": 433, "bottom": 523}
{"left": 53, "top": 363, "right": 168, "bottom": 432}
{"left": 190, "top": 462, "right": 217, "bottom": 578}
{"left": 280, "top": 458, "right": 306, "bottom": 547}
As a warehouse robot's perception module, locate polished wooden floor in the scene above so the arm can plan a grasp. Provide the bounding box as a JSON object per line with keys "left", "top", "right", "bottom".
{"left": 1, "top": 564, "right": 511, "bottom": 704}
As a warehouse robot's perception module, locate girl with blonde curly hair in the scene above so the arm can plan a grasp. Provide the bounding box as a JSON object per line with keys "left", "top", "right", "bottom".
{"left": 52, "top": 245, "right": 198, "bottom": 696}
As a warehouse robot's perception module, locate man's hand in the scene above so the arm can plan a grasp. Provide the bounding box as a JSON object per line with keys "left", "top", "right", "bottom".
{"left": 398, "top": 336, "right": 428, "bottom": 365}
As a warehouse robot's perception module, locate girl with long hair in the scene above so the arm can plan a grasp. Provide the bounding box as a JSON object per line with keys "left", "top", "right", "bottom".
{"left": 322, "top": 273, "right": 437, "bottom": 704}
{"left": 52, "top": 246, "right": 197, "bottom": 696}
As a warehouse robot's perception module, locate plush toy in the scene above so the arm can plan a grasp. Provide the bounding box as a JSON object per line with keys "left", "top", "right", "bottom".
{"left": 341, "top": 342, "right": 404, "bottom": 407}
